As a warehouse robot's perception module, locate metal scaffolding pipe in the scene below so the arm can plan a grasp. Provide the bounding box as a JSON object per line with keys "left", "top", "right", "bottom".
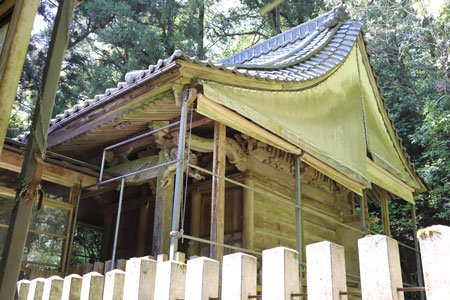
{"left": 111, "top": 178, "right": 125, "bottom": 269}
{"left": 99, "top": 149, "right": 106, "bottom": 182}
{"left": 105, "top": 121, "right": 181, "bottom": 151}
{"left": 98, "top": 121, "right": 181, "bottom": 182}
{"left": 295, "top": 156, "right": 304, "bottom": 282}
{"left": 171, "top": 232, "right": 262, "bottom": 257}
{"left": 169, "top": 99, "right": 189, "bottom": 260}
{"left": 64, "top": 183, "right": 82, "bottom": 275}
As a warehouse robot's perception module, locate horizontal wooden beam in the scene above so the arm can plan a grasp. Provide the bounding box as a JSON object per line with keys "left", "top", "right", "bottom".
{"left": 197, "top": 93, "right": 301, "bottom": 155}
{"left": 301, "top": 153, "right": 364, "bottom": 195}
{"left": 0, "top": 186, "right": 14, "bottom": 198}
{"left": 0, "top": 148, "right": 97, "bottom": 187}
{"left": 105, "top": 155, "right": 159, "bottom": 184}
{"left": 168, "top": 115, "right": 213, "bottom": 133}
{"left": 178, "top": 60, "right": 330, "bottom": 91}
{"left": 0, "top": 186, "right": 74, "bottom": 212}
{"left": 367, "top": 158, "right": 414, "bottom": 203}
{"left": 0, "top": 0, "right": 15, "bottom": 18}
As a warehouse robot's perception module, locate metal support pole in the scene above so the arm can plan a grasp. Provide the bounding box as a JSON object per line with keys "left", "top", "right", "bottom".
{"left": 411, "top": 204, "right": 425, "bottom": 300}
{"left": 99, "top": 149, "right": 106, "bottom": 182}
{"left": 111, "top": 178, "right": 125, "bottom": 269}
{"left": 64, "top": 183, "right": 82, "bottom": 275}
{"left": 98, "top": 121, "right": 180, "bottom": 182}
{"left": 169, "top": 98, "right": 189, "bottom": 260}
{"left": 295, "top": 156, "right": 304, "bottom": 291}
{"left": 360, "top": 191, "right": 366, "bottom": 237}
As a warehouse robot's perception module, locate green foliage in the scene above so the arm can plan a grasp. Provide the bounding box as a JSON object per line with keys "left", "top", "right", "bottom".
{"left": 70, "top": 225, "right": 102, "bottom": 265}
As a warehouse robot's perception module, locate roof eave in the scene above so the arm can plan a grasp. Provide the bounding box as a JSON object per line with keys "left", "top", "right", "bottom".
{"left": 356, "top": 34, "right": 427, "bottom": 193}
{"left": 46, "top": 62, "right": 182, "bottom": 149}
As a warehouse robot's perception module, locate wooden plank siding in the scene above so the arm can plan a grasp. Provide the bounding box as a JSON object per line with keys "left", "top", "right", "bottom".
{"left": 252, "top": 179, "right": 338, "bottom": 251}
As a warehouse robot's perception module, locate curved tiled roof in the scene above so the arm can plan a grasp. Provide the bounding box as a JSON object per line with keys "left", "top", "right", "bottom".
{"left": 16, "top": 5, "right": 360, "bottom": 142}
{"left": 13, "top": 5, "right": 424, "bottom": 191}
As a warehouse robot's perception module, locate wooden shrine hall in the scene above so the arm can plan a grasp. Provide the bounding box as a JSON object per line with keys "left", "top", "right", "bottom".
{"left": 0, "top": 5, "right": 426, "bottom": 289}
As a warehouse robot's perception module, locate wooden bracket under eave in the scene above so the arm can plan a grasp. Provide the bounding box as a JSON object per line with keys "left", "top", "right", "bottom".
{"left": 172, "top": 84, "right": 184, "bottom": 106}
{"left": 186, "top": 88, "right": 198, "bottom": 105}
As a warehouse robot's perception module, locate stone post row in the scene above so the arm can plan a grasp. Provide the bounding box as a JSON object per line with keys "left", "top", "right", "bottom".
{"left": 14, "top": 225, "right": 450, "bottom": 300}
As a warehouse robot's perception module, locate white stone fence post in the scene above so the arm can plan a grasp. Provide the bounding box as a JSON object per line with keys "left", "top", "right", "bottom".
{"left": 418, "top": 225, "right": 450, "bottom": 299}
{"left": 16, "top": 224, "right": 450, "bottom": 300}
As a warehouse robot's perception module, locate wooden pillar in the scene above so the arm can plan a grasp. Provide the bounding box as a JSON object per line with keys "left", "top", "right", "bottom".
{"left": 102, "top": 213, "right": 113, "bottom": 261}
{"left": 152, "top": 150, "right": 174, "bottom": 257}
{"left": 379, "top": 189, "right": 391, "bottom": 237}
{"left": 0, "top": 1, "right": 76, "bottom": 298}
{"left": 136, "top": 200, "right": 150, "bottom": 257}
{"left": 188, "top": 188, "right": 201, "bottom": 257}
{"left": 0, "top": 0, "right": 40, "bottom": 155}
{"left": 242, "top": 177, "right": 254, "bottom": 250}
{"left": 210, "top": 122, "right": 226, "bottom": 261}
{"left": 63, "top": 184, "right": 82, "bottom": 274}
{"left": 360, "top": 191, "right": 367, "bottom": 236}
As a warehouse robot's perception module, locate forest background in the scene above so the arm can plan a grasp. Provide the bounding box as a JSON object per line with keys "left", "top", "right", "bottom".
{"left": 5, "top": 0, "right": 449, "bottom": 288}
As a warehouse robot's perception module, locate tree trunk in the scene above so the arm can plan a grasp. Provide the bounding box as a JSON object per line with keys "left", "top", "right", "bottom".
{"left": 0, "top": 0, "right": 76, "bottom": 298}
{"left": 196, "top": 1, "right": 205, "bottom": 59}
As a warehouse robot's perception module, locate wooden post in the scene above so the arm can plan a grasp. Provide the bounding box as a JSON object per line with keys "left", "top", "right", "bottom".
{"left": 0, "top": 1, "right": 77, "bottom": 298}
{"left": 83, "top": 263, "right": 93, "bottom": 275}
{"left": 105, "top": 260, "right": 113, "bottom": 273}
{"left": 116, "top": 259, "right": 127, "bottom": 271}
{"left": 136, "top": 199, "right": 150, "bottom": 257}
{"left": 360, "top": 191, "right": 367, "bottom": 236}
{"left": 93, "top": 262, "right": 105, "bottom": 275}
{"left": 242, "top": 178, "right": 254, "bottom": 250}
{"left": 102, "top": 213, "right": 113, "bottom": 261}
{"left": 0, "top": 0, "right": 40, "bottom": 154}
{"left": 210, "top": 122, "right": 226, "bottom": 261}
{"left": 188, "top": 188, "right": 201, "bottom": 257}
{"left": 64, "top": 184, "right": 81, "bottom": 274}
{"left": 153, "top": 150, "right": 175, "bottom": 257}
{"left": 380, "top": 189, "right": 391, "bottom": 236}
